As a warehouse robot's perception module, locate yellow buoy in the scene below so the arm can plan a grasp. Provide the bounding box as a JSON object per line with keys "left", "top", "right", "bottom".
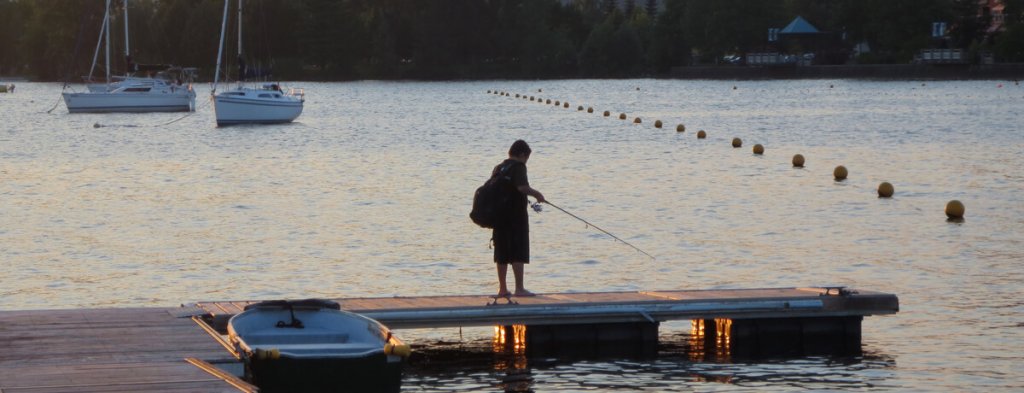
{"left": 603, "top": 110, "right": 610, "bottom": 117}
{"left": 834, "top": 165, "right": 848, "bottom": 180}
{"left": 619, "top": 113, "right": 627, "bottom": 120}
{"left": 792, "top": 154, "right": 805, "bottom": 167}
{"left": 945, "top": 200, "right": 965, "bottom": 219}
{"left": 697, "top": 130, "right": 706, "bottom": 139}
{"left": 753, "top": 144, "right": 764, "bottom": 154}
{"left": 588, "top": 107, "right": 594, "bottom": 113}
{"left": 577, "top": 105, "right": 583, "bottom": 111}
{"left": 633, "top": 117, "right": 642, "bottom": 124}
{"left": 878, "top": 182, "right": 894, "bottom": 197}
{"left": 732, "top": 138, "right": 742, "bottom": 148}
{"left": 654, "top": 120, "right": 663, "bottom": 128}
{"left": 676, "top": 124, "right": 685, "bottom": 132}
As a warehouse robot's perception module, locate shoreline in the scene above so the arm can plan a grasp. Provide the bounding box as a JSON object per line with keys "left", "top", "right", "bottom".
{"left": 6, "top": 64, "right": 1024, "bottom": 83}
{"left": 669, "top": 63, "right": 1024, "bottom": 80}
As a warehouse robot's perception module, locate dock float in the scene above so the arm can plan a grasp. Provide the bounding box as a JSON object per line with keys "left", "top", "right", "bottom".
{"left": 192, "top": 287, "right": 898, "bottom": 357}
{"left": 192, "top": 287, "right": 896, "bottom": 328}
{"left": 0, "top": 287, "right": 897, "bottom": 392}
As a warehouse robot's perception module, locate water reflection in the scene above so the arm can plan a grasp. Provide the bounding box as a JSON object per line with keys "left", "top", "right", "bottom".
{"left": 493, "top": 325, "right": 532, "bottom": 392}
{"left": 402, "top": 327, "right": 895, "bottom": 392}
{"left": 688, "top": 319, "right": 732, "bottom": 363}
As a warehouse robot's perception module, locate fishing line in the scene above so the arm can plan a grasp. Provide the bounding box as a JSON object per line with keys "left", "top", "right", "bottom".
{"left": 539, "top": 201, "right": 656, "bottom": 260}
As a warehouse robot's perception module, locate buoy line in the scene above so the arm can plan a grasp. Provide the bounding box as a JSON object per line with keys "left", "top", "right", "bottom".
{"left": 488, "top": 90, "right": 955, "bottom": 219}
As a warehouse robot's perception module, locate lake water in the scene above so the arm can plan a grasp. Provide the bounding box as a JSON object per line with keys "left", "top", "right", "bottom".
{"left": 1, "top": 79, "right": 1022, "bottom": 391}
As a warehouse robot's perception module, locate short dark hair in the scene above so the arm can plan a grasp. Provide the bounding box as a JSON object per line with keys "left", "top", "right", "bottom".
{"left": 508, "top": 139, "right": 532, "bottom": 157}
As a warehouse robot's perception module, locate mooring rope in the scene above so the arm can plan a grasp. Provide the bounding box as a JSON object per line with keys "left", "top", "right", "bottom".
{"left": 91, "top": 91, "right": 210, "bottom": 129}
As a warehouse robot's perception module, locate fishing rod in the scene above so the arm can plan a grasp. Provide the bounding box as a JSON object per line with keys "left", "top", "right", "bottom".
{"left": 540, "top": 201, "right": 656, "bottom": 260}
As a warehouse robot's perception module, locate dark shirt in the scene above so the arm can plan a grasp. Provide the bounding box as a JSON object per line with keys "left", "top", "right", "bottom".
{"left": 496, "top": 159, "right": 529, "bottom": 228}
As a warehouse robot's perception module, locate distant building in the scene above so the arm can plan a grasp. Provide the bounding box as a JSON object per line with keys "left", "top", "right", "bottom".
{"left": 748, "top": 16, "right": 848, "bottom": 66}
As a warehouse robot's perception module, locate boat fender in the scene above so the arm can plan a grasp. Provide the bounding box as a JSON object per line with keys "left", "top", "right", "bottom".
{"left": 384, "top": 343, "right": 412, "bottom": 358}
{"left": 255, "top": 348, "right": 281, "bottom": 360}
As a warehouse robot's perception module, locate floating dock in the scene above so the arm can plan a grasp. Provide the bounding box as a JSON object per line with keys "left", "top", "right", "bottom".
{"left": 1, "top": 287, "right": 897, "bottom": 392}
{"left": 0, "top": 307, "right": 255, "bottom": 393}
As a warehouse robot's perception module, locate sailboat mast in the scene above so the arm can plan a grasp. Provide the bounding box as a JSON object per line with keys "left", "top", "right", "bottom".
{"left": 123, "top": 0, "right": 129, "bottom": 75}
{"left": 213, "top": 0, "right": 230, "bottom": 93}
{"left": 237, "top": 0, "right": 243, "bottom": 58}
{"left": 88, "top": 6, "right": 109, "bottom": 82}
{"left": 104, "top": 0, "right": 111, "bottom": 83}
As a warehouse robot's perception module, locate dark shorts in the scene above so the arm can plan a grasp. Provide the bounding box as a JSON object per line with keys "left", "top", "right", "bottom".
{"left": 493, "top": 224, "right": 529, "bottom": 264}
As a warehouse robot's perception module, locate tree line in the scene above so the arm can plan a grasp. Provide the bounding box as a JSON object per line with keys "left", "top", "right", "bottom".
{"left": 1, "top": 0, "right": 1022, "bottom": 81}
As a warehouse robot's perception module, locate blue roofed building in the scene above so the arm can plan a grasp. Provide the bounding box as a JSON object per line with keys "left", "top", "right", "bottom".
{"left": 749, "top": 16, "right": 849, "bottom": 66}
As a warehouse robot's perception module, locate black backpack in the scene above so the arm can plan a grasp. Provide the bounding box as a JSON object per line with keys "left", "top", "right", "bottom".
{"left": 470, "top": 161, "right": 516, "bottom": 229}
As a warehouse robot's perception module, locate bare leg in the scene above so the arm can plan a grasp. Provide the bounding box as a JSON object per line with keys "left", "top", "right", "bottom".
{"left": 512, "top": 262, "right": 535, "bottom": 296}
{"left": 496, "top": 263, "right": 510, "bottom": 297}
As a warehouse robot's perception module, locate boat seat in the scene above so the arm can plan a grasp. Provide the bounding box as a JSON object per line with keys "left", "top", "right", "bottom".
{"left": 253, "top": 342, "right": 383, "bottom": 358}
{"left": 244, "top": 331, "right": 349, "bottom": 345}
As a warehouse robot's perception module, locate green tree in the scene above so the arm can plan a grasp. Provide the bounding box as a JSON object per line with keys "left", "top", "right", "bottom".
{"left": 995, "top": 0, "right": 1024, "bottom": 61}
{"left": 0, "top": 1, "right": 32, "bottom": 75}
{"left": 648, "top": 0, "right": 690, "bottom": 72}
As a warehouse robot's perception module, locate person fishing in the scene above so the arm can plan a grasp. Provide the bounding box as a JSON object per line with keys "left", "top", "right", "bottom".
{"left": 492, "top": 140, "right": 546, "bottom": 298}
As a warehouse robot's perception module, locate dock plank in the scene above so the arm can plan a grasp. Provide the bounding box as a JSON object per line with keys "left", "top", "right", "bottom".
{"left": 0, "top": 308, "right": 252, "bottom": 393}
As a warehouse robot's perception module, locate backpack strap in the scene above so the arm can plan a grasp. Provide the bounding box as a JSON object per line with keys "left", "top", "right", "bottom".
{"left": 492, "top": 160, "right": 518, "bottom": 179}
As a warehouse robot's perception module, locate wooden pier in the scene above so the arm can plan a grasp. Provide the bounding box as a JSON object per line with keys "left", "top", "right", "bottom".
{"left": 0, "top": 307, "right": 255, "bottom": 393}
{"left": 1, "top": 287, "right": 897, "bottom": 392}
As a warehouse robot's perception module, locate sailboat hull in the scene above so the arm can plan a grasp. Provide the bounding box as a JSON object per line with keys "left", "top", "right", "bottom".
{"left": 63, "top": 91, "right": 195, "bottom": 113}
{"left": 214, "top": 93, "right": 303, "bottom": 126}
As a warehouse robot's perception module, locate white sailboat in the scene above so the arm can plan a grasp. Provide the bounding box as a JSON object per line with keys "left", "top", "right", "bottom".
{"left": 212, "top": 0, "right": 303, "bottom": 126}
{"left": 63, "top": 0, "right": 196, "bottom": 113}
